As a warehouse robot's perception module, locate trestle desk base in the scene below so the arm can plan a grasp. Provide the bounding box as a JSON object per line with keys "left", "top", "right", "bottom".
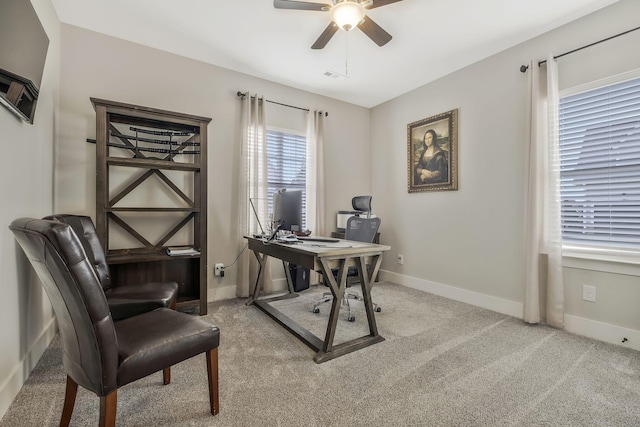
{"left": 245, "top": 237, "right": 390, "bottom": 363}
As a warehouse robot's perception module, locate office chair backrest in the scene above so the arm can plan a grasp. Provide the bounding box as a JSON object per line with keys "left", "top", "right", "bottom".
{"left": 44, "top": 214, "right": 112, "bottom": 290}
{"left": 351, "top": 196, "right": 372, "bottom": 218}
{"left": 345, "top": 216, "right": 381, "bottom": 243}
{"left": 10, "top": 218, "right": 118, "bottom": 396}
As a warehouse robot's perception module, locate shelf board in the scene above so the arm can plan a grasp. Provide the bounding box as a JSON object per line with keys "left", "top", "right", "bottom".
{"left": 106, "top": 207, "right": 199, "bottom": 212}
{"left": 107, "top": 157, "right": 200, "bottom": 171}
{"left": 107, "top": 248, "right": 201, "bottom": 264}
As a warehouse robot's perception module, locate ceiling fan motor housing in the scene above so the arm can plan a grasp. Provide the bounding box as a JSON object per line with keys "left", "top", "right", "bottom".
{"left": 332, "top": 1, "right": 366, "bottom": 31}
{"left": 274, "top": 0, "right": 399, "bottom": 49}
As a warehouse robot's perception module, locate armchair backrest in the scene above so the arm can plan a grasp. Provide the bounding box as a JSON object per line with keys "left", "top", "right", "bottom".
{"left": 43, "top": 214, "right": 112, "bottom": 290}
{"left": 10, "top": 218, "right": 118, "bottom": 396}
{"left": 345, "top": 216, "right": 381, "bottom": 243}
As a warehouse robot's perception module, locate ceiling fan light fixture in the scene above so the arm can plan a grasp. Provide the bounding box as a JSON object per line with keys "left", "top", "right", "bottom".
{"left": 331, "top": 1, "right": 365, "bottom": 31}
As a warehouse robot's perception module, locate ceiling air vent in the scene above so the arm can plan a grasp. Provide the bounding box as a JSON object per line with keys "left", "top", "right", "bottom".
{"left": 323, "top": 70, "right": 348, "bottom": 80}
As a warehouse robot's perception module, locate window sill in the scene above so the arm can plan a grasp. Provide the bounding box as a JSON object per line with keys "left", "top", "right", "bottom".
{"left": 562, "top": 246, "right": 640, "bottom": 276}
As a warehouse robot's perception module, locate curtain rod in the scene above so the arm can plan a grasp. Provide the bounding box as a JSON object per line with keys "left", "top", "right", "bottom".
{"left": 236, "top": 91, "right": 328, "bottom": 117}
{"left": 519, "top": 24, "right": 640, "bottom": 73}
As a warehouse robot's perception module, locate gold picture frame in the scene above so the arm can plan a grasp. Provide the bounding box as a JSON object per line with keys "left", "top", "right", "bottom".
{"left": 407, "top": 109, "right": 458, "bottom": 193}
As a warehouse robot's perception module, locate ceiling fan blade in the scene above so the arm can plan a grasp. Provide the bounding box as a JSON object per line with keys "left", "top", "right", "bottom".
{"left": 311, "top": 22, "right": 339, "bottom": 49}
{"left": 273, "top": 0, "right": 331, "bottom": 11}
{"left": 366, "top": 0, "right": 404, "bottom": 9}
{"left": 357, "top": 15, "right": 392, "bottom": 47}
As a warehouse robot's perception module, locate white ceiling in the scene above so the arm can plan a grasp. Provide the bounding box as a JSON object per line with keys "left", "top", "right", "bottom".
{"left": 51, "top": 0, "right": 620, "bottom": 108}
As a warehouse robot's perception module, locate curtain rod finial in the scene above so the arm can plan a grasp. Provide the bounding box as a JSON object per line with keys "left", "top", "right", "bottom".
{"left": 520, "top": 65, "right": 529, "bottom": 73}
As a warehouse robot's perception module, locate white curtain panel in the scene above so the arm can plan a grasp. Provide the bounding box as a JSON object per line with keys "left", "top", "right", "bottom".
{"left": 306, "top": 110, "right": 326, "bottom": 285}
{"left": 524, "top": 55, "right": 565, "bottom": 328}
{"left": 306, "top": 110, "right": 326, "bottom": 236}
{"left": 236, "top": 93, "right": 272, "bottom": 297}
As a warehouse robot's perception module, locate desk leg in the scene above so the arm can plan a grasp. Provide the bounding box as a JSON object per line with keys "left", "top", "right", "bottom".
{"left": 356, "top": 254, "right": 383, "bottom": 337}
{"left": 282, "top": 261, "right": 295, "bottom": 295}
{"left": 318, "top": 258, "right": 349, "bottom": 354}
{"left": 246, "top": 251, "right": 268, "bottom": 306}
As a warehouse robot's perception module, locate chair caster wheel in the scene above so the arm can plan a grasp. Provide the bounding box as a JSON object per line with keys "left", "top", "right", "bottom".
{"left": 375, "top": 307, "right": 382, "bottom": 312}
{"left": 313, "top": 308, "right": 320, "bottom": 314}
{"left": 347, "top": 316, "right": 356, "bottom": 322}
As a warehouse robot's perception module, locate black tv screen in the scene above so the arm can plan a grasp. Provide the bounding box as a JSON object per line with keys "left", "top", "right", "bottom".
{"left": 0, "top": 0, "right": 49, "bottom": 123}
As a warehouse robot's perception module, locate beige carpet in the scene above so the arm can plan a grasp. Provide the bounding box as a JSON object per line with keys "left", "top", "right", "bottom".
{"left": 2, "top": 282, "right": 640, "bottom": 426}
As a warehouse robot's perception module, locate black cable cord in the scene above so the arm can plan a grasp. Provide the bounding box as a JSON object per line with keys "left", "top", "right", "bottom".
{"left": 222, "top": 243, "right": 248, "bottom": 270}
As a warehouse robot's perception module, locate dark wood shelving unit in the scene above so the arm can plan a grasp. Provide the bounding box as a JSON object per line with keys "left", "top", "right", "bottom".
{"left": 92, "top": 98, "right": 211, "bottom": 314}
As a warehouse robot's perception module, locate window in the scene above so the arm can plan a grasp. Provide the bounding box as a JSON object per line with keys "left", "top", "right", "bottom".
{"left": 559, "top": 75, "right": 640, "bottom": 252}
{"left": 266, "top": 128, "right": 307, "bottom": 228}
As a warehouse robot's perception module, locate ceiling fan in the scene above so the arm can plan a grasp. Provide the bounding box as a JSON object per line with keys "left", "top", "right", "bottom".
{"left": 273, "top": 0, "right": 404, "bottom": 49}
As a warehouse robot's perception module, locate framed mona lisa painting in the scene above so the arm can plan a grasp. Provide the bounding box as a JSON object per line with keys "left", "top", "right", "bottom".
{"left": 407, "top": 109, "right": 458, "bottom": 193}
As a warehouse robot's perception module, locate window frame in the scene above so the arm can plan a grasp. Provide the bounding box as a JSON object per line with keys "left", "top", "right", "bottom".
{"left": 265, "top": 126, "right": 308, "bottom": 229}
{"left": 559, "top": 67, "right": 640, "bottom": 272}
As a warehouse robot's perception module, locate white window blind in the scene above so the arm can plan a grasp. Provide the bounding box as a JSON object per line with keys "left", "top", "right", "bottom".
{"left": 266, "top": 129, "right": 307, "bottom": 227}
{"left": 559, "top": 76, "right": 640, "bottom": 250}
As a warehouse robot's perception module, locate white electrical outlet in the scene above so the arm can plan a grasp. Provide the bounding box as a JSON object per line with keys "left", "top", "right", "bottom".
{"left": 397, "top": 254, "right": 404, "bottom": 265}
{"left": 582, "top": 284, "right": 596, "bottom": 302}
{"left": 214, "top": 263, "right": 224, "bottom": 277}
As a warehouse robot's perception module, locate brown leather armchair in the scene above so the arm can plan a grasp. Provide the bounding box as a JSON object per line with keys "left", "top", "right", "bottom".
{"left": 10, "top": 218, "right": 220, "bottom": 426}
{"left": 43, "top": 214, "right": 179, "bottom": 321}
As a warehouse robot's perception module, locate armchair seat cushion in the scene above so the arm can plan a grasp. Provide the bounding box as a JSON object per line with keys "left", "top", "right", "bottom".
{"left": 105, "top": 282, "right": 178, "bottom": 321}
{"left": 115, "top": 308, "right": 220, "bottom": 387}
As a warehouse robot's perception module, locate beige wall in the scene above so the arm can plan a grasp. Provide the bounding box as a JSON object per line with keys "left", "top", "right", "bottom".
{"left": 0, "top": 0, "right": 60, "bottom": 418}
{"left": 372, "top": 0, "right": 640, "bottom": 345}
{"left": 55, "top": 24, "right": 372, "bottom": 300}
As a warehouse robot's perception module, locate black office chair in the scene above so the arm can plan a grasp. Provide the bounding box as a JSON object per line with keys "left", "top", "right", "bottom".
{"left": 351, "top": 195, "right": 373, "bottom": 218}
{"left": 312, "top": 214, "right": 382, "bottom": 321}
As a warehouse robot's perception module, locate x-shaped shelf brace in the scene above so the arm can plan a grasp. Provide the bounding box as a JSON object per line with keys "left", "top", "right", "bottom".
{"left": 107, "top": 211, "right": 196, "bottom": 249}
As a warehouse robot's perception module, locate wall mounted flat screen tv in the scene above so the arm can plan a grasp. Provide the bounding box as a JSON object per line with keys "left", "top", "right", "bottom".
{"left": 0, "top": 0, "right": 49, "bottom": 124}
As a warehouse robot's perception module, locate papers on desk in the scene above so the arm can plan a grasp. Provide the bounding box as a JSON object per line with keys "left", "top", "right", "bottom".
{"left": 166, "top": 247, "right": 200, "bottom": 256}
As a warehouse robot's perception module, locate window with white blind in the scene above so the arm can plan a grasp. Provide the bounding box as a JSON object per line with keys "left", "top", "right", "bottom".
{"left": 266, "top": 128, "right": 307, "bottom": 228}
{"left": 559, "top": 75, "right": 640, "bottom": 252}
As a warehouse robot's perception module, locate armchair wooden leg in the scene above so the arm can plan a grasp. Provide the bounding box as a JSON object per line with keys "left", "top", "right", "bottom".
{"left": 162, "top": 299, "right": 177, "bottom": 384}
{"left": 99, "top": 390, "right": 117, "bottom": 427}
{"left": 163, "top": 367, "right": 171, "bottom": 385}
{"left": 60, "top": 376, "right": 78, "bottom": 427}
{"left": 206, "top": 348, "right": 219, "bottom": 415}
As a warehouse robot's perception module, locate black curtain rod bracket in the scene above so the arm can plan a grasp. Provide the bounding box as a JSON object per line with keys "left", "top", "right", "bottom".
{"left": 236, "top": 91, "right": 328, "bottom": 117}
{"left": 520, "top": 24, "right": 640, "bottom": 73}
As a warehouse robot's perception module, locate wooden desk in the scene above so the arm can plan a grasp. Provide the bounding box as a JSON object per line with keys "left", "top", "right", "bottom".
{"left": 246, "top": 236, "right": 390, "bottom": 363}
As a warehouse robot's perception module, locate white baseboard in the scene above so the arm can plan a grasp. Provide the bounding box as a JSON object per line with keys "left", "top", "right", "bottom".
{"left": 209, "top": 278, "right": 290, "bottom": 302}
{"left": 379, "top": 270, "right": 523, "bottom": 318}
{"left": 564, "top": 314, "right": 640, "bottom": 351}
{"left": 380, "top": 270, "right": 640, "bottom": 352}
{"left": 209, "top": 284, "right": 238, "bottom": 301}
{"left": 210, "top": 270, "right": 640, "bottom": 352}
{"left": 0, "top": 317, "right": 57, "bottom": 421}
